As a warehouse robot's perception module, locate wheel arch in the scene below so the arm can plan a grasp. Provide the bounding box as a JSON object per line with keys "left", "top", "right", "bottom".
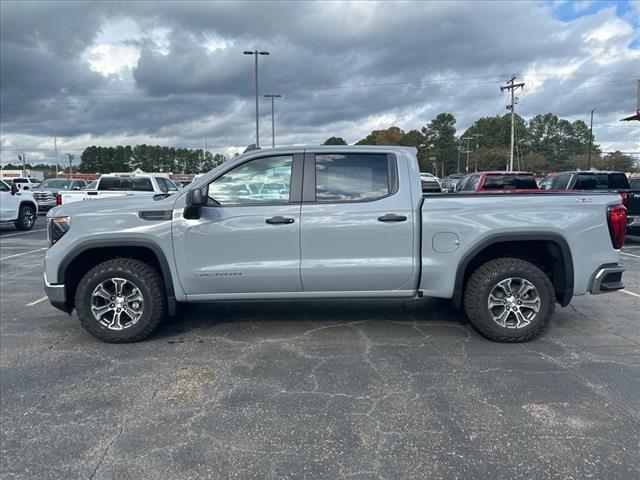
{"left": 58, "top": 239, "right": 177, "bottom": 315}
{"left": 452, "top": 233, "right": 574, "bottom": 308}
{"left": 19, "top": 200, "right": 38, "bottom": 211}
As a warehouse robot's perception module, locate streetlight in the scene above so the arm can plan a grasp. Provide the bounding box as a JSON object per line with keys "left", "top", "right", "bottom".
{"left": 264, "top": 94, "right": 282, "bottom": 148}
{"left": 243, "top": 49, "right": 270, "bottom": 148}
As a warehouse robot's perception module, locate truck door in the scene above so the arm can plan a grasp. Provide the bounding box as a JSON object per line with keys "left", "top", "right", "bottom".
{"left": 0, "top": 181, "right": 18, "bottom": 221}
{"left": 299, "top": 151, "right": 415, "bottom": 292}
{"left": 174, "top": 154, "right": 303, "bottom": 296}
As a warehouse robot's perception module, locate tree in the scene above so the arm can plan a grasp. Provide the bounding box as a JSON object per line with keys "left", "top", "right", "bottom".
{"left": 422, "top": 113, "right": 457, "bottom": 175}
{"left": 356, "top": 126, "right": 406, "bottom": 145}
{"left": 322, "top": 136, "right": 347, "bottom": 145}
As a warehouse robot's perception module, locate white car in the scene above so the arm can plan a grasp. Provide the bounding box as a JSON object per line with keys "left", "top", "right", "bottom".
{"left": 0, "top": 180, "right": 39, "bottom": 230}
{"left": 11, "top": 177, "right": 41, "bottom": 190}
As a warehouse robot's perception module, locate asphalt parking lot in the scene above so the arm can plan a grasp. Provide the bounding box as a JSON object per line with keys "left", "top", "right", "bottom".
{"left": 1, "top": 219, "right": 639, "bottom": 479}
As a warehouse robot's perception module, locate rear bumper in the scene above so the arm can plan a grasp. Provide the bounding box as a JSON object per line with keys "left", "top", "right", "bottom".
{"left": 44, "top": 273, "right": 70, "bottom": 313}
{"left": 589, "top": 264, "right": 625, "bottom": 294}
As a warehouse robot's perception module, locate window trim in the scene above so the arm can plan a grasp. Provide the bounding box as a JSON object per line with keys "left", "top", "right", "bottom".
{"left": 301, "top": 152, "right": 399, "bottom": 204}
{"left": 203, "top": 153, "right": 302, "bottom": 207}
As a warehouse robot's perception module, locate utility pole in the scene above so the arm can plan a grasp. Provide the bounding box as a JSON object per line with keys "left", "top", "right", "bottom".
{"left": 457, "top": 143, "right": 462, "bottom": 174}
{"left": 462, "top": 137, "right": 472, "bottom": 173}
{"left": 264, "top": 94, "right": 282, "bottom": 148}
{"left": 472, "top": 133, "right": 482, "bottom": 172}
{"left": 500, "top": 75, "right": 525, "bottom": 171}
{"left": 587, "top": 109, "right": 594, "bottom": 170}
{"left": 66, "top": 153, "right": 74, "bottom": 179}
{"left": 243, "top": 49, "right": 270, "bottom": 148}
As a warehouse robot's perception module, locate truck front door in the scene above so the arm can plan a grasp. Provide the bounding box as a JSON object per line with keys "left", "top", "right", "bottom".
{"left": 174, "top": 154, "right": 303, "bottom": 296}
{"left": 0, "top": 181, "right": 18, "bottom": 221}
{"left": 299, "top": 152, "right": 415, "bottom": 293}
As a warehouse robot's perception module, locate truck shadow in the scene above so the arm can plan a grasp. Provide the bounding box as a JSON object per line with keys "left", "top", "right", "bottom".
{"left": 153, "top": 297, "right": 470, "bottom": 341}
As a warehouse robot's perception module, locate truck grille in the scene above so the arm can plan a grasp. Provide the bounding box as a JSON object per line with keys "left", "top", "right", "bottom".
{"left": 34, "top": 191, "right": 54, "bottom": 202}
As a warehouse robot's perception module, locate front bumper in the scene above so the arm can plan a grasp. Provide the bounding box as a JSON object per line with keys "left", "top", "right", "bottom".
{"left": 44, "top": 273, "right": 70, "bottom": 313}
{"left": 589, "top": 264, "right": 625, "bottom": 294}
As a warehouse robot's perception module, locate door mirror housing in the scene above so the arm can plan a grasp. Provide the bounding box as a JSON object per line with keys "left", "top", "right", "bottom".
{"left": 184, "top": 187, "right": 205, "bottom": 219}
{"left": 10, "top": 183, "right": 18, "bottom": 195}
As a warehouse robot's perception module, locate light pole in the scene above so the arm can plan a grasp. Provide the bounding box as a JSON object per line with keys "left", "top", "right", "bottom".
{"left": 66, "top": 153, "right": 74, "bottom": 179}
{"left": 588, "top": 109, "right": 594, "bottom": 170}
{"left": 264, "top": 94, "right": 282, "bottom": 148}
{"left": 472, "top": 133, "right": 482, "bottom": 172}
{"left": 243, "top": 49, "right": 270, "bottom": 148}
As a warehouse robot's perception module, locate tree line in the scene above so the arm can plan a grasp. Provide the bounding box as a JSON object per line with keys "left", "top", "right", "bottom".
{"left": 325, "top": 112, "right": 638, "bottom": 175}
{"left": 3, "top": 111, "right": 636, "bottom": 177}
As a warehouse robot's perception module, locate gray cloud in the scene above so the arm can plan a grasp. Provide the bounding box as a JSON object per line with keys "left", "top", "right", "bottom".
{"left": 1, "top": 0, "right": 638, "bottom": 164}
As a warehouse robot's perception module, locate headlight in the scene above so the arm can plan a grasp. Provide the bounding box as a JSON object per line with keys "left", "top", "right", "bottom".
{"left": 48, "top": 216, "right": 70, "bottom": 246}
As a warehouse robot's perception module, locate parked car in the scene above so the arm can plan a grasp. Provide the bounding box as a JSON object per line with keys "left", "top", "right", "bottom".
{"left": 455, "top": 171, "right": 539, "bottom": 192}
{"left": 11, "top": 177, "right": 41, "bottom": 190}
{"left": 44, "top": 146, "right": 626, "bottom": 344}
{"left": 627, "top": 176, "right": 640, "bottom": 233}
{"left": 0, "top": 180, "right": 38, "bottom": 230}
{"left": 538, "top": 171, "right": 637, "bottom": 231}
{"left": 33, "top": 178, "right": 87, "bottom": 212}
{"left": 420, "top": 172, "right": 441, "bottom": 193}
{"left": 59, "top": 174, "right": 180, "bottom": 205}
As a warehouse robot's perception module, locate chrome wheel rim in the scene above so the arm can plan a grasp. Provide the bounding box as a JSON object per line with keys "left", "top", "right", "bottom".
{"left": 91, "top": 278, "right": 144, "bottom": 330}
{"left": 23, "top": 209, "right": 35, "bottom": 228}
{"left": 487, "top": 277, "right": 541, "bottom": 329}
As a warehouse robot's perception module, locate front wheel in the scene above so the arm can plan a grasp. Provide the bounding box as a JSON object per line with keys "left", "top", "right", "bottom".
{"left": 14, "top": 205, "right": 36, "bottom": 230}
{"left": 75, "top": 258, "right": 167, "bottom": 343}
{"left": 463, "top": 257, "right": 555, "bottom": 342}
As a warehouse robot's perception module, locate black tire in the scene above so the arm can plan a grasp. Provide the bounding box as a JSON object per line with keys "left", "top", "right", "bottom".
{"left": 75, "top": 258, "right": 166, "bottom": 343}
{"left": 463, "top": 257, "right": 555, "bottom": 343}
{"left": 14, "top": 204, "right": 36, "bottom": 230}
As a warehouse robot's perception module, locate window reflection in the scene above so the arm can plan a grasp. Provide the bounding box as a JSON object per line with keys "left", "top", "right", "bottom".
{"left": 316, "top": 154, "right": 389, "bottom": 202}
{"left": 208, "top": 155, "right": 292, "bottom": 205}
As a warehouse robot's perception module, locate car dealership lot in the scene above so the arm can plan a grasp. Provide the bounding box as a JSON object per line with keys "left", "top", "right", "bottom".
{"left": 1, "top": 225, "right": 639, "bottom": 479}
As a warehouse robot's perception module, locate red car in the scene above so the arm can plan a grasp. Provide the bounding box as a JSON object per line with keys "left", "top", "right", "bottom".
{"left": 455, "top": 171, "right": 539, "bottom": 193}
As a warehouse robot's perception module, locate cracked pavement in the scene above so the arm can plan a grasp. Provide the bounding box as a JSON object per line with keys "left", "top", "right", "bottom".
{"left": 1, "top": 224, "right": 639, "bottom": 479}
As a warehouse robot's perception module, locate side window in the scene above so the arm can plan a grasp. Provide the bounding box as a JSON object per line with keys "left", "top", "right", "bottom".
{"left": 462, "top": 175, "right": 480, "bottom": 192}
{"left": 315, "top": 153, "right": 392, "bottom": 202}
{"left": 455, "top": 176, "right": 469, "bottom": 191}
{"left": 156, "top": 177, "right": 168, "bottom": 193}
{"left": 554, "top": 174, "right": 572, "bottom": 190}
{"left": 538, "top": 177, "right": 553, "bottom": 190}
{"left": 207, "top": 155, "right": 292, "bottom": 205}
{"left": 165, "top": 179, "right": 178, "bottom": 191}
{"left": 0, "top": 181, "right": 9, "bottom": 192}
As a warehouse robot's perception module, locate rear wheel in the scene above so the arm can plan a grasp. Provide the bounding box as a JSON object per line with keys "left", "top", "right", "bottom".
{"left": 14, "top": 205, "right": 36, "bottom": 230}
{"left": 463, "top": 257, "right": 555, "bottom": 342}
{"left": 75, "top": 258, "right": 166, "bottom": 343}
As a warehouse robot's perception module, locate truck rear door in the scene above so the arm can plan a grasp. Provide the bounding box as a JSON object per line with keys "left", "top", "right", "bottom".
{"left": 299, "top": 151, "right": 415, "bottom": 292}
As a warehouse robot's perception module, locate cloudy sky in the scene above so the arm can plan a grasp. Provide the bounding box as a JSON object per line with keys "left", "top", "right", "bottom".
{"left": 1, "top": 0, "right": 638, "bottom": 165}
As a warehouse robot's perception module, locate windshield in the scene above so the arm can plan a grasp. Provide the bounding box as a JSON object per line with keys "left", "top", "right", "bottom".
{"left": 98, "top": 177, "right": 154, "bottom": 191}
{"left": 39, "top": 179, "right": 72, "bottom": 189}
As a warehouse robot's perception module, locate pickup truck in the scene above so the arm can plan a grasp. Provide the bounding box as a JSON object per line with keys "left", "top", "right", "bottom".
{"left": 60, "top": 174, "right": 179, "bottom": 205}
{"left": 33, "top": 178, "right": 88, "bottom": 212}
{"left": 0, "top": 180, "right": 38, "bottom": 230}
{"left": 456, "top": 171, "right": 539, "bottom": 192}
{"left": 43, "top": 146, "right": 627, "bottom": 344}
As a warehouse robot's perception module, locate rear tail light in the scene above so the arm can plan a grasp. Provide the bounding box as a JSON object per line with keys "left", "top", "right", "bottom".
{"left": 620, "top": 192, "right": 628, "bottom": 209}
{"left": 607, "top": 205, "right": 627, "bottom": 249}
{"left": 55, "top": 194, "right": 62, "bottom": 206}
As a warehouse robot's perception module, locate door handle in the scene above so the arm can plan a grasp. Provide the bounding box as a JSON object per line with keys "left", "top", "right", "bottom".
{"left": 266, "top": 216, "right": 295, "bottom": 225}
{"left": 378, "top": 213, "right": 407, "bottom": 222}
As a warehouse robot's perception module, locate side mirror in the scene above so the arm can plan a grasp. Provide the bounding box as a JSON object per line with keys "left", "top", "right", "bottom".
{"left": 72, "top": 186, "right": 80, "bottom": 191}
{"left": 184, "top": 188, "right": 205, "bottom": 219}
{"left": 10, "top": 184, "right": 18, "bottom": 195}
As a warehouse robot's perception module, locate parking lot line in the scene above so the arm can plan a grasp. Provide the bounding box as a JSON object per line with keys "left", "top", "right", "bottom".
{"left": 0, "top": 248, "right": 47, "bottom": 261}
{"left": 25, "top": 296, "right": 48, "bottom": 307}
{"left": 620, "top": 290, "right": 640, "bottom": 299}
{"left": 0, "top": 229, "right": 46, "bottom": 239}
{"left": 621, "top": 252, "right": 640, "bottom": 260}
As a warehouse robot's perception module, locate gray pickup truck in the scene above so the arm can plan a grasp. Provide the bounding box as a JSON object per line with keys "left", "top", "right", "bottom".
{"left": 44, "top": 146, "right": 627, "bottom": 343}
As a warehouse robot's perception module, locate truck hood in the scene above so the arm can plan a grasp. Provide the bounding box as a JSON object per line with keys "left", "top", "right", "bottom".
{"left": 47, "top": 193, "right": 179, "bottom": 218}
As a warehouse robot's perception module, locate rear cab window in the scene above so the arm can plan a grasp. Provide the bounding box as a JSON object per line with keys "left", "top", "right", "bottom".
{"left": 314, "top": 153, "right": 395, "bottom": 202}
{"left": 481, "top": 175, "right": 538, "bottom": 190}
{"left": 98, "top": 177, "right": 154, "bottom": 191}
